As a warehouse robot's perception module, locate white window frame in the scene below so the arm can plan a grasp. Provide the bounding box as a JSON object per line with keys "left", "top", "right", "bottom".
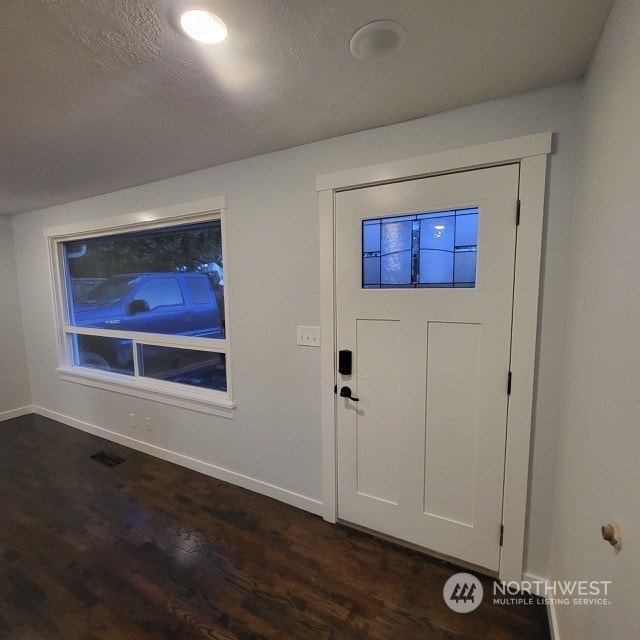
{"left": 317, "top": 133, "right": 551, "bottom": 583}
{"left": 44, "top": 195, "right": 235, "bottom": 417}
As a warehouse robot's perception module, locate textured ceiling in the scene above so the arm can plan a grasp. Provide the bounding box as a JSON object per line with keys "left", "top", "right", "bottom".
{"left": 1, "top": 0, "right": 613, "bottom": 216}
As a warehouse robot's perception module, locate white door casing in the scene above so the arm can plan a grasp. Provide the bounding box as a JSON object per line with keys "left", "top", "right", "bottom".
{"left": 318, "top": 133, "right": 551, "bottom": 582}
{"left": 335, "top": 165, "right": 518, "bottom": 572}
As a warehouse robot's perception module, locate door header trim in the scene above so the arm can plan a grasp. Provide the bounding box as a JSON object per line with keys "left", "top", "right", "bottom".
{"left": 316, "top": 132, "right": 552, "bottom": 192}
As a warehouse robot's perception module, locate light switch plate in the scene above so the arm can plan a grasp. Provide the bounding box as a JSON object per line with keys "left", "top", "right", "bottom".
{"left": 297, "top": 325, "right": 321, "bottom": 347}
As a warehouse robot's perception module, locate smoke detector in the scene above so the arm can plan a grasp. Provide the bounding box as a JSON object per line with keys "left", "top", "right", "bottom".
{"left": 350, "top": 20, "right": 407, "bottom": 61}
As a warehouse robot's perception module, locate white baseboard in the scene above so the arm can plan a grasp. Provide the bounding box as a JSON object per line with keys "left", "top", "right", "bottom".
{"left": 0, "top": 405, "right": 34, "bottom": 422}
{"left": 521, "top": 572, "right": 548, "bottom": 596}
{"left": 522, "top": 573, "right": 559, "bottom": 640}
{"left": 547, "top": 596, "right": 560, "bottom": 640}
{"left": 33, "top": 405, "right": 324, "bottom": 517}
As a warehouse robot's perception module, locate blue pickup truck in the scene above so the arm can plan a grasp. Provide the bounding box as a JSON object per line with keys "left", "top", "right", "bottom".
{"left": 73, "top": 273, "right": 224, "bottom": 372}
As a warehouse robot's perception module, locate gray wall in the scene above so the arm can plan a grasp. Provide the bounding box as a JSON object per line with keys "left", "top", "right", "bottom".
{"left": 550, "top": 0, "right": 640, "bottom": 636}
{"left": 11, "top": 81, "right": 583, "bottom": 579}
{"left": 0, "top": 217, "right": 31, "bottom": 416}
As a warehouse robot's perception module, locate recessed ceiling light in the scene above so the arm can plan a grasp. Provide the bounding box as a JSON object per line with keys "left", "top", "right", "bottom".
{"left": 179, "top": 9, "right": 227, "bottom": 44}
{"left": 350, "top": 20, "right": 407, "bottom": 61}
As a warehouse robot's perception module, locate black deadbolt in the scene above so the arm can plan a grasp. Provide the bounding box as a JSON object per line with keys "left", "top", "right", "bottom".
{"left": 338, "top": 350, "right": 353, "bottom": 375}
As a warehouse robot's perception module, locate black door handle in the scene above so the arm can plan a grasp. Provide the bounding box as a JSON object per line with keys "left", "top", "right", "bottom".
{"left": 339, "top": 386, "right": 359, "bottom": 402}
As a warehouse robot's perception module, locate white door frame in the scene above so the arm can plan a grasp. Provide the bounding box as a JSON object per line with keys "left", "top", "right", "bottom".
{"left": 317, "top": 133, "right": 551, "bottom": 583}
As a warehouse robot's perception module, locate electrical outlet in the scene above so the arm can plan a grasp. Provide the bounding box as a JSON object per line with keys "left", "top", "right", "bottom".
{"left": 297, "top": 325, "right": 321, "bottom": 347}
{"left": 128, "top": 413, "right": 136, "bottom": 429}
{"left": 144, "top": 417, "right": 152, "bottom": 432}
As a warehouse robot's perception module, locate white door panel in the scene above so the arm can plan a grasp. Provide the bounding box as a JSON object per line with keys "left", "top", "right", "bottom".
{"left": 354, "top": 319, "right": 400, "bottom": 505}
{"left": 335, "top": 164, "right": 519, "bottom": 571}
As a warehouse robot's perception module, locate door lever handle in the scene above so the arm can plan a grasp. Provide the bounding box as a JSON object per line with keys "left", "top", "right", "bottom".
{"left": 339, "top": 386, "right": 359, "bottom": 402}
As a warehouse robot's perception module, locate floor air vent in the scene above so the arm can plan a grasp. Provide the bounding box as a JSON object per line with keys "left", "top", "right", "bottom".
{"left": 90, "top": 452, "right": 125, "bottom": 467}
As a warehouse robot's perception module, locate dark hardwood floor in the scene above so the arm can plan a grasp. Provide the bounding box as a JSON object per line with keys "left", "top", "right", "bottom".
{"left": 0, "top": 414, "right": 549, "bottom": 639}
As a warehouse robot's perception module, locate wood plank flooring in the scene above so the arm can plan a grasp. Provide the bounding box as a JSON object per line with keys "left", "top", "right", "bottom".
{"left": 0, "top": 414, "right": 550, "bottom": 639}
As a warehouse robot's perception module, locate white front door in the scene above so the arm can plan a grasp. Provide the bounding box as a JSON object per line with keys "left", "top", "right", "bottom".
{"left": 335, "top": 164, "right": 519, "bottom": 571}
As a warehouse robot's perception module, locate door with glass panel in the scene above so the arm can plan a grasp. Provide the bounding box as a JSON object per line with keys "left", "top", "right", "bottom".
{"left": 335, "top": 164, "right": 519, "bottom": 571}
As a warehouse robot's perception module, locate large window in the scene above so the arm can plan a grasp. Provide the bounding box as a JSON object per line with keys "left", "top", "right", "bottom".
{"left": 46, "top": 197, "right": 233, "bottom": 414}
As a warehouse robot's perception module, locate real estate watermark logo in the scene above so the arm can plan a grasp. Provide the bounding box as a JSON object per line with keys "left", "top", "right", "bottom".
{"left": 443, "top": 574, "right": 613, "bottom": 613}
{"left": 493, "top": 580, "right": 612, "bottom": 607}
{"left": 443, "top": 573, "right": 484, "bottom": 613}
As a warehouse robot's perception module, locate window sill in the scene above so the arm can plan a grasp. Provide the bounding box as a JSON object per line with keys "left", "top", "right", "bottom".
{"left": 57, "top": 366, "right": 235, "bottom": 418}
